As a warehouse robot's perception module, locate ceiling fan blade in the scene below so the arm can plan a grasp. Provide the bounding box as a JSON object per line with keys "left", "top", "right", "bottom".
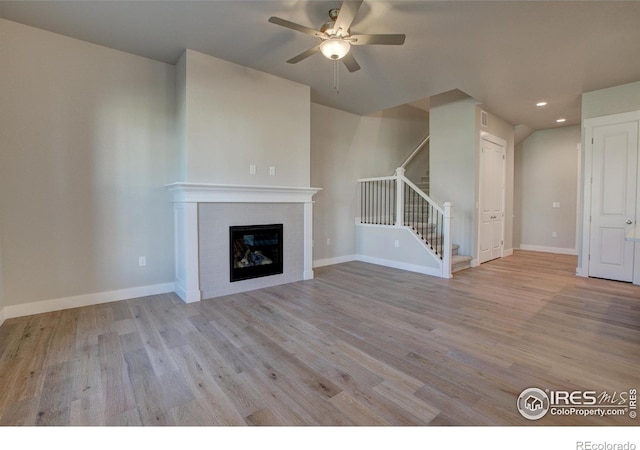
{"left": 350, "top": 34, "right": 406, "bottom": 45}
{"left": 268, "top": 16, "right": 325, "bottom": 39}
{"left": 334, "top": 0, "right": 364, "bottom": 34}
{"left": 341, "top": 52, "right": 361, "bottom": 73}
{"left": 287, "top": 45, "right": 321, "bottom": 64}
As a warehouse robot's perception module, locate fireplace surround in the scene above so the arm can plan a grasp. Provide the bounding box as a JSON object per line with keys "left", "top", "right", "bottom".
{"left": 166, "top": 183, "right": 321, "bottom": 303}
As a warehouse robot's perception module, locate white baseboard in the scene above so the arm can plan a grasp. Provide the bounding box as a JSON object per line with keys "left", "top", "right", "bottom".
{"left": 503, "top": 249, "right": 514, "bottom": 257}
{"left": 355, "top": 255, "right": 442, "bottom": 278}
{"left": 313, "top": 255, "right": 357, "bottom": 268}
{"left": 175, "top": 284, "right": 202, "bottom": 304}
{"left": 519, "top": 244, "right": 578, "bottom": 255}
{"left": 313, "top": 253, "right": 442, "bottom": 278}
{"left": 303, "top": 270, "right": 315, "bottom": 280}
{"left": 3, "top": 282, "right": 176, "bottom": 320}
{"left": 470, "top": 258, "right": 480, "bottom": 268}
{"left": 0, "top": 306, "right": 5, "bottom": 328}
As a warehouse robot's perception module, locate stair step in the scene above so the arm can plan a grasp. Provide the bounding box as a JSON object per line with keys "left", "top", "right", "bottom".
{"left": 452, "top": 254, "right": 472, "bottom": 273}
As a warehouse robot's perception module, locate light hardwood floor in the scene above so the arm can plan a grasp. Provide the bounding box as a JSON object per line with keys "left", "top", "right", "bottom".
{"left": 0, "top": 251, "right": 638, "bottom": 426}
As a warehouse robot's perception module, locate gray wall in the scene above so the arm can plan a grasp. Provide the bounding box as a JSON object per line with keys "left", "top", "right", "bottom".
{"left": 582, "top": 80, "right": 640, "bottom": 120}
{"left": 404, "top": 130, "right": 430, "bottom": 186}
{"left": 514, "top": 126, "right": 581, "bottom": 252}
{"left": 476, "top": 107, "right": 516, "bottom": 255}
{"left": 429, "top": 98, "right": 515, "bottom": 260}
{"left": 355, "top": 225, "right": 441, "bottom": 271}
{"left": 175, "top": 51, "right": 188, "bottom": 181}
{"left": 429, "top": 97, "right": 479, "bottom": 257}
{"left": 0, "top": 18, "right": 177, "bottom": 307}
{"left": 310, "top": 103, "right": 429, "bottom": 264}
{"left": 179, "top": 49, "right": 311, "bottom": 187}
{"left": 0, "top": 233, "right": 4, "bottom": 323}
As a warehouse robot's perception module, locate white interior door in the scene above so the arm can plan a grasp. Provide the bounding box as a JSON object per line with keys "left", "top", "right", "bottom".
{"left": 479, "top": 136, "right": 505, "bottom": 264}
{"left": 589, "top": 121, "right": 638, "bottom": 282}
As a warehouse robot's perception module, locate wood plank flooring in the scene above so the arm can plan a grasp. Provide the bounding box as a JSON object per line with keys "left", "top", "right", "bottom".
{"left": 0, "top": 251, "right": 638, "bottom": 426}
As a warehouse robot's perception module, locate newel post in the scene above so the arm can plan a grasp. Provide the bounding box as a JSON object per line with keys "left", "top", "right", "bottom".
{"left": 443, "top": 202, "right": 453, "bottom": 279}
{"left": 395, "top": 167, "right": 405, "bottom": 227}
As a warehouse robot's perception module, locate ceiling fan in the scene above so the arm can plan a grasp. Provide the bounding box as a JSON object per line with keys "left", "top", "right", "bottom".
{"left": 268, "top": 0, "right": 406, "bottom": 73}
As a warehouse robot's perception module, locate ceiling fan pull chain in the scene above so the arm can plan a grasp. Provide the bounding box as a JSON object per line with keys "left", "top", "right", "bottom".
{"left": 334, "top": 59, "right": 339, "bottom": 94}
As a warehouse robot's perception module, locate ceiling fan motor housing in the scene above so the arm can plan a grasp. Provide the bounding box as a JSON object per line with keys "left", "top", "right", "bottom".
{"left": 321, "top": 8, "right": 349, "bottom": 37}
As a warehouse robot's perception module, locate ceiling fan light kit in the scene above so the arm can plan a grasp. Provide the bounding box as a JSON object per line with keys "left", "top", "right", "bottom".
{"left": 320, "top": 38, "right": 351, "bottom": 60}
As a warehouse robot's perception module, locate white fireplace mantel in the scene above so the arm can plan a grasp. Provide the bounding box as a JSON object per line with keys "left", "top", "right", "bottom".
{"left": 166, "top": 182, "right": 321, "bottom": 204}
{"left": 166, "top": 182, "right": 321, "bottom": 303}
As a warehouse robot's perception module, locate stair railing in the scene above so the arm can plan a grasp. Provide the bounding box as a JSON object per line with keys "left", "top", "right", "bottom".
{"left": 400, "top": 134, "right": 430, "bottom": 170}
{"left": 357, "top": 167, "right": 452, "bottom": 278}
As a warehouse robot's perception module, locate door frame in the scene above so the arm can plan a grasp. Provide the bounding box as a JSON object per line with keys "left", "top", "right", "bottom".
{"left": 477, "top": 131, "right": 507, "bottom": 264}
{"left": 580, "top": 110, "right": 640, "bottom": 282}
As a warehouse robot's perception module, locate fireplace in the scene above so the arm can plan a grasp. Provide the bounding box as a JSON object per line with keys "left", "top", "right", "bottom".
{"left": 166, "top": 183, "right": 320, "bottom": 303}
{"left": 230, "top": 224, "right": 283, "bottom": 282}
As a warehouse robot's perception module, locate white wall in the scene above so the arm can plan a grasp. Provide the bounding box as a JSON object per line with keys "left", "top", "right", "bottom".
{"left": 0, "top": 19, "right": 177, "bottom": 311}
{"left": 310, "top": 103, "right": 429, "bottom": 265}
{"left": 179, "top": 49, "right": 311, "bottom": 187}
{"left": 514, "top": 126, "right": 581, "bottom": 253}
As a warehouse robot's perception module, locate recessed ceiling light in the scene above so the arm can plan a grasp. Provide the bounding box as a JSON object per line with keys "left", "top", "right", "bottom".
{"left": 536, "top": 101, "right": 548, "bottom": 107}
{"left": 556, "top": 118, "right": 566, "bottom": 123}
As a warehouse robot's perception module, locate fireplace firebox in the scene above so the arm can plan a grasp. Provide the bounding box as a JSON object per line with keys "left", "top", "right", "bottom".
{"left": 230, "top": 224, "right": 283, "bottom": 282}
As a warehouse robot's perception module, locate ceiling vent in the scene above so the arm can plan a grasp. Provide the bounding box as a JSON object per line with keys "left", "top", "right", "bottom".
{"left": 481, "top": 110, "right": 489, "bottom": 128}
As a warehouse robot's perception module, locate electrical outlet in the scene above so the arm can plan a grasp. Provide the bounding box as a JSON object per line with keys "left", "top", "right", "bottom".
{"left": 249, "top": 164, "right": 256, "bottom": 175}
{"left": 326, "top": 238, "right": 331, "bottom": 246}
{"left": 394, "top": 240, "right": 400, "bottom": 248}
{"left": 269, "top": 166, "right": 276, "bottom": 176}
{"left": 552, "top": 232, "right": 557, "bottom": 238}
{"left": 138, "top": 256, "right": 146, "bottom": 267}
{"left": 553, "top": 202, "right": 560, "bottom": 208}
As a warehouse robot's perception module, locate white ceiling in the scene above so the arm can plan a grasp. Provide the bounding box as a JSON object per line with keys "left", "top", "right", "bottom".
{"left": 1, "top": 1, "right": 640, "bottom": 132}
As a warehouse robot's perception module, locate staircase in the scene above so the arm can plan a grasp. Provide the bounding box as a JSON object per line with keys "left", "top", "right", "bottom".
{"left": 451, "top": 244, "right": 472, "bottom": 273}
{"left": 408, "top": 174, "right": 472, "bottom": 273}
{"left": 356, "top": 134, "right": 472, "bottom": 278}
{"left": 415, "top": 174, "right": 430, "bottom": 196}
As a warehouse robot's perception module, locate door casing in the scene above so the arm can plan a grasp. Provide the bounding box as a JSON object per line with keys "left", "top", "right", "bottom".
{"left": 581, "top": 110, "right": 640, "bottom": 284}
{"left": 478, "top": 132, "right": 506, "bottom": 264}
